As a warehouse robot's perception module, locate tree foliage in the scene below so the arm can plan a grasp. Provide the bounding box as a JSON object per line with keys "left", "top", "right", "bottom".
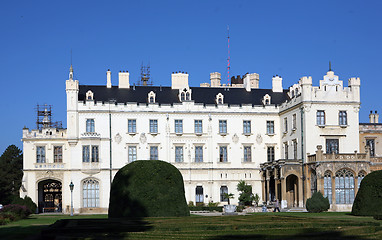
{"left": 306, "top": 191, "right": 330, "bottom": 213}
{"left": 352, "top": 170, "right": 382, "bottom": 216}
{"left": 109, "top": 160, "right": 189, "bottom": 218}
{"left": 0, "top": 145, "right": 23, "bottom": 204}
{"left": 237, "top": 180, "right": 253, "bottom": 206}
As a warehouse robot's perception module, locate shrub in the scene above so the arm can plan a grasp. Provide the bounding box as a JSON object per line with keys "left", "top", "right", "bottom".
{"left": 306, "top": 191, "right": 330, "bottom": 213}
{"left": 0, "top": 204, "right": 32, "bottom": 220}
{"left": 109, "top": 160, "right": 189, "bottom": 218}
{"left": 237, "top": 180, "right": 253, "bottom": 206}
{"left": 374, "top": 215, "right": 382, "bottom": 220}
{"left": 188, "top": 206, "right": 223, "bottom": 212}
{"left": 207, "top": 202, "right": 219, "bottom": 207}
{"left": 188, "top": 201, "right": 195, "bottom": 207}
{"left": 352, "top": 170, "right": 382, "bottom": 216}
{"left": 11, "top": 196, "right": 37, "bottom": 213}
{"left": 253, "top": 193, "right": 260, "bottom": 207}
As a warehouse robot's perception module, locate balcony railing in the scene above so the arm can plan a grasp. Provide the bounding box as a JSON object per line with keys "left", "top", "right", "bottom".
{"left": 308, "top": 153, "right": 368, "bottom": 163}
{"left": 81, "top": 132, "right": 101, "bottom": 138}
{"left": 34, "top": 163, "right": 65, "bottom": 169}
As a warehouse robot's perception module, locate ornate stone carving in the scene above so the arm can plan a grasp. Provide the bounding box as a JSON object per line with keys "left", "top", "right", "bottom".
{"left": 140, "top": 133, "right": 147, "bottom": 144}
{"left": 114, "top": 133, "right": 122, "bottom": 144}
{"left": 256, "top": 134, "right": 263, "bottom": 144}
{"left": 232, "top": 134, "right": 239, "bottom": 144}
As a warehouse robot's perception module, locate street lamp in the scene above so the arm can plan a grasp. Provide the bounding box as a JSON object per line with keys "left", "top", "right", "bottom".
{"left": 69, "top": 181, "right": 74, "bottom": 216}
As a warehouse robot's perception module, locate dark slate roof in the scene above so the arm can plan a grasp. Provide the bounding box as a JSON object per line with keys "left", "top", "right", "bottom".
{"left": 78, "top": 85, "right": 289, "bottom": 106}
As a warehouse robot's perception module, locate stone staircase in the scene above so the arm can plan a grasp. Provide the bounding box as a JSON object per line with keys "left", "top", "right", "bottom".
{"left": 285, "top": 207, "right": 307, "bottom": 212}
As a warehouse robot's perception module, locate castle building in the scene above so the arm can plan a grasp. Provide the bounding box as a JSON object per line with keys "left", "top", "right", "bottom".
{"left": 21, "top": 65, "right": 376, "bottom": 213}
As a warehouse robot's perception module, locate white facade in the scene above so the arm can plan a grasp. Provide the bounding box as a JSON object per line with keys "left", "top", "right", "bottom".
{"left": 21, "top": 66, "right": 361, "bottom": 213}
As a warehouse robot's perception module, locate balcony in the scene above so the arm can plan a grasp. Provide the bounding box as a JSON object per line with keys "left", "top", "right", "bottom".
{"left": 81, "top": 162, "right": 101, "bottom": 174}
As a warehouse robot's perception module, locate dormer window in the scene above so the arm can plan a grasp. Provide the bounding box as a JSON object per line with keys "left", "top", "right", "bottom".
{"left": 179, "top": 88, "right": 192, "bottom": 102}
{"left": 148, "top": 91, "right": 156, "bottom": 103}
{"left": 291, "top": 90, "right": 295, "bottom": 98}
{"left": 216, "top": 93, "right": 224, "bottom": 105}
{"left": 295, "top": 88, "right": 299, "bottom": 96}
{"left": 262, "top": 94, "right": 271, "bottom": 105}
{"left": 86, "top": 90, "right": 94, "bottom": 101}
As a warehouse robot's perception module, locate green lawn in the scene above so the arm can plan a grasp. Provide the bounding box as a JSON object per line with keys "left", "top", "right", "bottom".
{"left": 0, "top": 212, "right": 381, "bottom": 239}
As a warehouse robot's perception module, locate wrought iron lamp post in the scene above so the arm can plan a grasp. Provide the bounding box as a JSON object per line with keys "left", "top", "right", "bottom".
{"left": 69, "top": 181, "right": 74, "bottom": 216}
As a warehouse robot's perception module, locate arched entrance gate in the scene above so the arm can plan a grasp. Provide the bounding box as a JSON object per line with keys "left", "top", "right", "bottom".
{"left": 38, "top": 179, "right": 62, "bottom": 213}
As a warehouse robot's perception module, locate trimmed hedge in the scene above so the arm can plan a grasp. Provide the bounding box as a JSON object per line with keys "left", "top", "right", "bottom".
{"left": 306, "top": 191, "right": 330, "bottom": 213}
{"left": 109, "top": 160, "right": 189, "bottom": 218}
{"left": 352, "top": 170, "right": 382, "bottom": 216}
{"left": 11, "top": 196, "right": 37, "bottom": 213}
{"left": 188, "top": 206, "right": 223, "bottom": 212}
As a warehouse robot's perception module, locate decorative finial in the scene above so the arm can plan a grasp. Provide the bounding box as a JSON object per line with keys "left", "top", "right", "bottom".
{"left": 329, "top": 61, "right": 332, "bottom": 71}
{"left": 69, "top": 64, "right": 74, "bottom": 80}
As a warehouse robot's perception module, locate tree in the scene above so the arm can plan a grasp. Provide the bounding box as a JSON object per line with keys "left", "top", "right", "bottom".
{"left": 237, "top": 180, "right": 253, "bottom": 206}
{"left": 0, "top": 145, "right": 23, "bottom": 204}
{"left": 223, "top": 193, "right": 234, "bottom": 205}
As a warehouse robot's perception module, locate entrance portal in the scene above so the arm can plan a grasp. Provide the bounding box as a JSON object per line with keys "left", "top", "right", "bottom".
{"left": 286, "top": 174, "right": 299, "bottom": 208}
{"left": 38, "top": 179, "right": 62, "bottom": 213}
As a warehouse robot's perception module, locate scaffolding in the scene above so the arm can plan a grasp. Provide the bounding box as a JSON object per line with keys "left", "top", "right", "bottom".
{"left": 137, "top": 63, "right": 153, "bottom": 86}
{"left": 36, "top": 104, "right": 62, "bottom": 130}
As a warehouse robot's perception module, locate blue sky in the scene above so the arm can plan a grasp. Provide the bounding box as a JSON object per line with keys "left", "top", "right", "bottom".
{"left": 0, "top": 0, "right": 381, "bottom": 154}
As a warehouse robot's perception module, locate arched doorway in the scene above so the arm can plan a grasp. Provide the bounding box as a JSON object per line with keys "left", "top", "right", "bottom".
{"left": 38, "top": 179, "right": 62, "bottom": 213}
{"left": 286, "top": 174, "right": 299, "bottom": 208}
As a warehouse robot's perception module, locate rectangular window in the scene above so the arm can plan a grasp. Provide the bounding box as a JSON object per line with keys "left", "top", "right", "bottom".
{"left": 293, "top": 114, "right": 297, "bottom": 129}
{"left": 128, "top": 119, "right": 136, "bottom": 133}
{"left": 195, "top": 186, "right": 204, "bottom": 204}
{"left": 339, "top": 111, "right": 347, "bottom": 126}
{"left": 128, "top": 146, "right": 137, "bottom": 162}
{"left": 243, "top": 120, "right": 251, "bottom": 134}
{"left": 326, "top": 139, "right": 339, "bottom": 154}
{"left": 366, "top": 139, "right": 375, "bottom": 157}
{"left": 82, "top": 145, "right": 90, "bottom": 162}
{"left": 219, "top": 120, "right": 227, "bottom": 134}
{"left": 175, "top": 120, "right": 183, "bottom": 134}
{"left": 194, "top": 120, "right": 202, "bottom": 134}
{"left": 150, "top": 146, "right": 158, "bottom": 160}
{"left": 243, "top": 146, "right": 251, "bottom": 162}
{"left": 86, "top": 119, "right": 95, "bottom": 133}
{"left": 195, "top": 146, "right": 203, "bottom": 162}
{"left": 91, "top": 146, "right": 99, "bottom": 162}
{"left": 317, "top": 111, "right": 325, "bottom": 126}
{"left": 36, "top": 146, "right": 46, "bottom": 163}
{"left": 267, "top": 146, "right": 275, "bottom": 162}
{"left": 219, "top": 146, "right": 228, "bottom": 162}
{"left": 293, "top": 140, "right": 297, "bottom": 159}
{"left": 284, "top": 117, "right": 288, "bottom": 132}
{"left": 220, "top": 186, "right": 228, "bottom": 202}
{"left": 175, "top": 146, "right": 184, "bottom": 162}
{"left": 149, "top": 119, "right": 158, "bottom": 133}
{"left": 284, "top": 142, "right": 288, "bottom": 159}
{"left": 53, "top": 146, "right": 62, "bottom": 163}
{"left": 267, "top": 121, "right": 274, "bottom": 134}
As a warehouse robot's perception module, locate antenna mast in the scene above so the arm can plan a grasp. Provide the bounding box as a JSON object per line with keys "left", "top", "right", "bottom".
{"left": 227, "top": 25, "right": 230, "bottom": 84}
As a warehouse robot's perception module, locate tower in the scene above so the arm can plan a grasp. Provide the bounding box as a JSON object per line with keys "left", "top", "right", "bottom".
{"left": 66, "top": 65, "right": 79, "bottom": 145}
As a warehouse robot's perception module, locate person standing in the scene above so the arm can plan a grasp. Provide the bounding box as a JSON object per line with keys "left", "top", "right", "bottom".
{"left": 273, "top": 199, "right": 280, "bottom": 212}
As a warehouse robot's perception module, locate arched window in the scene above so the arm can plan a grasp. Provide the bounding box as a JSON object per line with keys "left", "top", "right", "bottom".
{"left": 263, "top": 94, "right": 271, "bottom": 105}
{"left": 358, "top": 171, "right": 366, "bottom": 189}
{"left": 181, "top": 92, "right": 185, "bottom": 101}
{"left": 216, "top": 93, "right": 224, "bottom": 105}
{"left": 295, "top": 88, "right": 299, "bottom": 95}
{"left": 335, "top": 169, "right": 355, "bottom": 204}
{"left": 324, "top": 171, "right": 332, "bottom": 204}
{"left": 220, "top": 186, "right": 228, "bottom": 202}
{"left": 265, "top": 99, "right": 270, "bottom": 105}
{"left": 311, "top": 170, "right": 317, "bottom": 195}
{"left": 195, "top": 186, "right": 203, "bottom": 204}
{"left": 148, "top": 91, "right": 156, "bottom": 103}
{"left": 291, "top": 90, "right": 295, "bottom": 98}
{"left": 186, "top": 92, "right": 190, "bottom": 101}
{"left": 83, "top": 179, "right": 99, "bottom": 208}
{"left": 86, "top": 90, "right": 94, "bottom": 101}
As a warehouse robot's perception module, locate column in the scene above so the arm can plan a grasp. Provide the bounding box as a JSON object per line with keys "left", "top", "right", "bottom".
{"left": 354, "top": 177, "right": 359, "bottom": 196}
{"left": 331, "top": 176, "right": 336, "bottom": 208}
{"left": 261, "top": 180, "right": 265, "bottom": 203}
{"left": 281, "top": 177, "right": 287, "bottom": 208}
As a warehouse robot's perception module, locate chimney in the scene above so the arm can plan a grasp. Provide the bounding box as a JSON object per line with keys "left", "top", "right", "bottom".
{"left": 369, "top": 111, "right": 374, "bottom": 123}
{"left": 171, "top": 72, "right": 189, "bottom": 89}
{"left": 243, "top": 75, "right": 251, "bottom": 92}
{"left": 375, "top": 111, "right": 379, "bottom": 123}
{"left": 119, "top": 71, "right": 130, "bottom": 88}
{"left": 107, "top": 69, "right": 112, "bottom": 88}
{"left": 248, "top": 73, "right": 259, "bottom": 89}
{"left": 272, "top": 75, "right": 283, "bottom": 92}
{"left": 210, "top": 72, "right": 221, "bottom": 87}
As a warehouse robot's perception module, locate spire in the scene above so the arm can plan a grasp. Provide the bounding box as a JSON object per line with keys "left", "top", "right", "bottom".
{"left": 329, "top": 61, "right": 332, "bottom": 71}
{"left": 69, "top": 64, "right": 74, "bottom": 80}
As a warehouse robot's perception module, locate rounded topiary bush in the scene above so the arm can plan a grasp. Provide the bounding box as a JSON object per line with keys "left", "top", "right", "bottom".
{"left": 108, "top": 160, "right": 189, "bottom": 218}
{"left": 352, "top": 170, "right": 382, "bottom": 216}
{"left": 306, "top": 191, "right": 330, "bottom": 213}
